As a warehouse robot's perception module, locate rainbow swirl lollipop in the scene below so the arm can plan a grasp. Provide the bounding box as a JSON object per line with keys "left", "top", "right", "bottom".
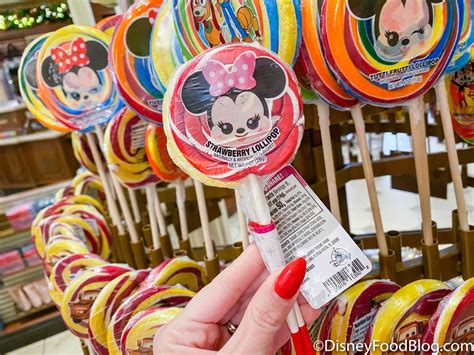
{"left": 37, "top": 25, "right": 122, "bottom": 132}
{"left": 320, "top": 0, "right": 462, "bottom": 106}
{"left": 150, "top": 0, "right": 185, "bottom": 95}
{"left": 104, "top": 107, "right": 160, "bottom": 188}
{"left": 446, "top": 1, "right": 472, "bottom": 72}
{"left": 172, "top": 0, "right": 301, "bottom": 65}
{"left": 19, "top": 34, "right": 71, "bottom": 132}
{"left": 110, "top": 0, "right": 164, "bottom": 122}
{"left": 96, "top": 15, "right": 122, "bottom": 36}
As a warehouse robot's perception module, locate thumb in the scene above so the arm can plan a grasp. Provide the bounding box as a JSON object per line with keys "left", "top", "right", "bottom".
{"left": 221, "top": 258, "right": 306, "bottom": 354}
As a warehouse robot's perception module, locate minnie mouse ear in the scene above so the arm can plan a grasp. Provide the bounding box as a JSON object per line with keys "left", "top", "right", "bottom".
{"left": 126, "top": 17, "right": 152, "bottom": 57}
{"left": 85, "top": 41, "right": 108, "bottom": 71}
{"left": 346, "top": 0, "right": 385, "bottom": 19}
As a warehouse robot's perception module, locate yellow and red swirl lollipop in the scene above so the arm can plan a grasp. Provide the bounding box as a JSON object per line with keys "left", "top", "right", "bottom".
{"left": 37, "top": 25, "right": 122, "bottom": 132}
{"left": 72, "top": 132, "right": 105, "bottom": 174}
{"left": 72, "top": 172, "right": 106, "bottom": 205}
{"left": 145, "top": 124, "right": 187, "bottom": 182}
{"left": 105, "top": 107, "right": 160, "bottom": 188}
{"left": 43, "top": 235, "right": 90, "bottom": 278}
{"left": 19, "top": 34, "right": 71, "bottom": 132}
{"left": 110, "top": 0, "right": 164, "bottom": 122}
{"left": 88, "top": 269, "right": 150, "bottom": 354}
{"left": 61, "top": 264, "right": 132, "bottom": 338}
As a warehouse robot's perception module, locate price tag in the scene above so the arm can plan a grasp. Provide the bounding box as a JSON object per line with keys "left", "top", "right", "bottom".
{"left": 264, "top": 166, "right": 372, "bottom": 308}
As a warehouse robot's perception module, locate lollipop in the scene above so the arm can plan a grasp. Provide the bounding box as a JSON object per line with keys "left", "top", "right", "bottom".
{"left": 72, "top": 131, "right": 103, "bottom": 174}
{"left": 164, "top": 43, "right": 309, "bottom": 352}
{"left": 172, "top": 0, "right": 302, "bottom": 65}
{"left": 61, "top": 264, "right": 132, "bottom": 338}
{"left": 107, "top": 285, "right": 195, "bottom": 354}
{"left": 422, "top": 278, "right": 474, "bottom": 352}
{"left": 110, "top": 0, "right": 165, "bottom": 122}
{"left": 88, "top": 269, "right": 150, "bottom": 354}
{"left": 139, "top": 256, "right": 206, "bottom": 292}
{"left": 315, "top": 280, "right": 400, "bottom": 351}
{"left": 121, "top": 307, "right": 183, "bottom": 354}
{"left": 37, "top": 25, "right": 122, "bottom": 131}
{"left": 366, "top": 280, "right": 451, "bottom": 354}
{"left": 49, "top": 253, "right": 107, "bottom": 306}
{"left": 72, "top": 172, "right": 106, "bottom": 205}
{"left": 18, "top": 34, "right": 71, "bottom": 132}
{"left": 95, "top": 15, "right": 122, "bottom": 36}
{"left": 43, "top": 235, "right": 90, "bottom": 278}
{"left": 150, "top": 0, "right": 185, "bottom": 95}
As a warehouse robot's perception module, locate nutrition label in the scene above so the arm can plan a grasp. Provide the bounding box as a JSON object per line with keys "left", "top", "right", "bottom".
{"left": 264, "top": 166, "right": 372, "bottom": 308}
{"left": 131, "top": 121, "right": 148, "bottom": 149}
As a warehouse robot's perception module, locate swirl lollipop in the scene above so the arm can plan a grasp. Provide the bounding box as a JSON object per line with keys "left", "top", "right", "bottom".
{"left": 96, "top": 15, "right": 122, "bottom": 36}
{"left": 43, "top": 235, "right": 90, "bottom": 278}
{"left": 72, "top": 172, "right": 107, "bottom": 206}
{"left": 49, "top": 253, "right": 107, "bottom": 306}
{"left": 110, "top": 0, "right": 164, "bottom": 122}
{"left": 172, "top": 0, "right": 301, "bottom": 65}
{"left": 19, "top": 34, "right": 71, "bottom": 132}
{"left": 88, "top": 269, "right": 150, "bottom": 354}
{"left": 72, "top": 131, "right": 105, "bottom": 174}
{"left": 121, "top": 307, "right": 183, "bottom": 354}
{"left": 61, "top": 264, "right": 132, "bottom": 338}
{"left": 319, "top": 0, "right": 462, "bottom": 249}
{"left": 164, "top": 43, "right": 309, "bottom": 352}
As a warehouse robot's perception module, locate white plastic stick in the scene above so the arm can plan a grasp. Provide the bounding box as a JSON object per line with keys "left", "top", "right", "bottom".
{"left": 176, "top": 180, "right": 189, "bottom": 241}
{"left": 235, "top": 190, "right": 249, "bottom": 249}
{"left": 145, "top": 185, "right": 160, "bottom": 249}
{"left": 436, "top": 80, "right": 469, "bottom": 231}
{"left": 128, "top": 188, "right": 141, "bottom": 224}
{"left": 95, "top": 125, "right": 139, "bottom": 243}
{"left": 85, "top": 132, "right": 124, "bottom": 235}
{"left": 316, "top": 100, "right": 341, "bottom": 222}
{"left": 153, "top": 187, "right": 168, "bottom": 237}
{"left": 351, "top": 107, "right": 388, "bottom": 255}
{"left": 407, "top": 97, "right": 434, "bottom": 245}
{"left": 193, "top": 179, "right": 214, "bottom": 260}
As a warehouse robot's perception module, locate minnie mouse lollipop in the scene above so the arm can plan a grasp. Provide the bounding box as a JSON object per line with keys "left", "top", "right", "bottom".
{"left": 164, "top": 43, "right": 310, "bottom": 353}
{"left": 110, "top": 0, "right": 164, "bottom": 123}
{"left": 320, "top": 0, "right": 462, "bottom": 248}
{"left": 19, "top": 34, "right": 71, "bottom": 132}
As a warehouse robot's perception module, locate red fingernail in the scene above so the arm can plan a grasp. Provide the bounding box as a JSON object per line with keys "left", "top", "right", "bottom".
{"left": 274, "top": 257, "right": 306, "bottom": 299}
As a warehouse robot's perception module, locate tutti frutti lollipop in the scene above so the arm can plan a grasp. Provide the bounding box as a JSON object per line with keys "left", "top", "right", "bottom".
{"left": 61, "top": 264, "right": 132, "bottom": 338}
{"left": 320, "top": 0, "right": 462, "bottom": 248}
{"left": 88, "top": 269, "right": 150, "bottom": 354}
{"left": 110, "top": 0, "right": 164, "bottom": 123}
{"left": 120, "top": 307, "right": 183, "bottom": 355}
{"left": 18, "top": 34, "right": 71, "bottom": 132}
{"left": 301, "top": 0, "right": 389, "bottom": 259}
{"left": 422, "top": 278, "right": 474, "bottom": 352}
{"left": 365, "top": 279, "right": 451, "bottom": 354}
{"left": 172, "top": 0, "right": 302, "bottom": 66}
{"left": 145, "top": 124, "right": 191, "bottom": 251}
{"left": 163, "top": 43, "right": 309, "bottom": 352}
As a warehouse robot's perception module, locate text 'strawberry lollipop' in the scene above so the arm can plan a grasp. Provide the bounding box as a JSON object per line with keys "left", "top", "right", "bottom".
{"left": 37, "top": 25, "right": 122, "bottom": 132}
{"left": 164, "top": 43, "right": 304, "bottom": 188}
{"left": 110, "top": 0, "right": 164, "bottom": 122}
{"left": 19, "top": 34, "right": 71, "bottom": 132}
{"left": 172, "top": 0, "right": 302, "bottom": 65}
{"left": 104, "top": 107, "right": 160, "bottom": 188}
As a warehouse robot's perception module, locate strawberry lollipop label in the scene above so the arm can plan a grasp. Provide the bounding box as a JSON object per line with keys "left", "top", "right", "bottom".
{"left": 321, "top": 0, "right": 462, "bottom": 105}
{"left": 164, "top": 44, "right": 304, "bottom": 187}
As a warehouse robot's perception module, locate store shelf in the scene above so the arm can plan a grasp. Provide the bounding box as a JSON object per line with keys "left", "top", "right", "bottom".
{"left": 1, "top": 265, "right": 43, "bottom": 287}
{"left": 0, "top": 230, "right": 31, "bottom": 254}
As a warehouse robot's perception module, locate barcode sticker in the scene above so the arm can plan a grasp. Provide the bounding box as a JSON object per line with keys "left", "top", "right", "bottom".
{"left": 131, "top": 121, "right": 148, "bottom": 149}
{"left": 264, "top": 166, "right": 372, "bottom": 309}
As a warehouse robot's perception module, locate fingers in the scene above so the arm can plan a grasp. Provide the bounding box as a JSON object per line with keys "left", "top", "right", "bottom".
{"left": 221, "top": 258, "right": 306, "bottom": 354}
{"left": 184, "top": 243, "right": 266, "bottom": 323}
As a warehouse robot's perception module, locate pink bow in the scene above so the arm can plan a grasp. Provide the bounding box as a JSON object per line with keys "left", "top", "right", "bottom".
{"left": 202, "top": 51, "right": 257, "bottom": 96}
{"left": 51, "top": 37, "right": 89, "bottom": 74}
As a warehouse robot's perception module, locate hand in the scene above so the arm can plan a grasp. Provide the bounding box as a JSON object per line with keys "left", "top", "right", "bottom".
{"left": 153, "top": 243, "right": 321, "bottom": 354}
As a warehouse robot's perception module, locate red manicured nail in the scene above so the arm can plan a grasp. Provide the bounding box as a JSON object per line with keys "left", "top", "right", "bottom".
{"left": 274, "top": 257, "right": 306, "bottom": 299}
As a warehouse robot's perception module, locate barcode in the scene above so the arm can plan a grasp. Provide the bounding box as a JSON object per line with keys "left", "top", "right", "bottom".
{"left": 322, "top": 258, "right": 366, "bottom": 294}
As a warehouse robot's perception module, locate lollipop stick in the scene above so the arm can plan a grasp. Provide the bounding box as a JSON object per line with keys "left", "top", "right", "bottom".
{"left": 435, "top": 80, "right": 469, "bottom": 232}
{"left": 145, "top": 184, "right": 160, "bottom": 249}
{"left": 152, "top": 187, "right": 168, "bottom": 237}
{"left": 407, "top": 97, "right": 434, "bottom": 245}
{"left": 128, "top": 188, "right": 141, "bottom": 224}
{"left": 351, "top": 107, "right": 388, "bottom": 255}
{"left": 235, "top": 190, "right": 249, "bottom": 249}
{"left": 85, "top": 132, "right": 124, "bottom": 235}
{"left": 95, "top": 125, "right": 140, "bottom": 244}
{"left": 193, "top": 179, "right": 214, "bottom": 260}
{"left": 176, "top": 180, "right": 189, "bottom": 241}
{"left": 316, "top": 100, "right": 341, "bottom": 222}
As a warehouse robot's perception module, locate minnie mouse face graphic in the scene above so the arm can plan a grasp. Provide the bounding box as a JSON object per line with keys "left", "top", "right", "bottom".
{"left": 347, "top": 0, "right": 444, "bottom": 62}
{"left": 41, "top": 37, "right": 108, "bottom": 110}
{"left": 181, "top": 52, "right": 287, "bottom": 148}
